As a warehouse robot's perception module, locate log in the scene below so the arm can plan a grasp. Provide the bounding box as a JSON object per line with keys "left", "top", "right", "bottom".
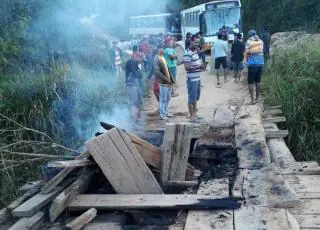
{"left": 49, "top": 170, "right": 94, "bottom": 222}
{"left": 68, "top": 194, "right": 240, "bottom": 211}
{"left": 47, "top": 159, "right": 94, "bottom": 168}
{"left": 41, "top": 151, "right": 89, "bottom": 194}
{"left": 9, "top": 211, "right": 44, "bottom": 230}
{"left": 12, "top": 186, "right": 65, "bottom": 217}
{"left": 265, "top": 130, "right": 289, "bottom": 138}
{"left": 185, "top": 178, "right": 233, "bottom": 230}
{"left": 263, "top": 116, "right": 286, "bottom": 123}
{"left": 64, "top": 208, "right": 97, "bottom": 230}
{"left": 99, "top": 122, "right": 195, "bottom": 178}
{"left": 161, "top": 123, "right": 193, "bottom": 185}
{"left": 86, "top": 128, "right": 162, "bottom": 194}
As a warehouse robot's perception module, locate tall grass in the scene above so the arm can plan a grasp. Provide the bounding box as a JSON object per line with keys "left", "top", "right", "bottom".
{"left": 263, "top": 41, "right": 320, "bottom": 162}
{"left": 0, "top": 62, "right": 127, "bottom": 207}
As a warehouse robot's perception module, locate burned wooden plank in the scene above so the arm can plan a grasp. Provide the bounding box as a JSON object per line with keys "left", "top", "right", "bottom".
{"left": 49, "top": 170, "right": 94, "bottom": 222}
{"left": 47, "top": 159, "right": 94, "bottom": 168}
{"left": 68, "top": 194, "right": 240, "bottom": 211}
{"left": 161, "top": 123, "right": 193, "bottom": 186}
{"left": 9, "top": 211, "right": 44, "bottom": 230}
{"left": 234, "top": 206, "right": 299, "bottom": 230}
{"left": 166, "top": 181, "right": 198, "bottom": 188}
{"left": 241, "top": 164, "right": 300, "bottom": 208}
{"left": 12, "top": 186, "right": 65, "bottom": 217}
{"left": 41, "top": 151, "right": 89, "bottom": 194}
{"left": 86, "top": 128, "right": 162, "bottom": 194}
{"left": 64, "top": 208, "right": 97, "bottom": 230}
{"left": 185, "top": 178, "right": 233, "bottom": 230}
{"left": 235, "top": 105, "right": 271, "bottom": 169}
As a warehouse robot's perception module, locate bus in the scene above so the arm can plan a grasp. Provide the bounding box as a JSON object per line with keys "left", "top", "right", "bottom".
{"left": 129, "top": 13, "right": 181, "bottom": 38}
{"left": 180, "top": 0, "right": 242, "bottom": 48}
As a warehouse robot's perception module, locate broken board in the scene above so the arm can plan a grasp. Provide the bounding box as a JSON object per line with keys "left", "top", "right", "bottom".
{"left": 184, "top": 178, "right": 233, "bottom": 230}
{"left": 85, "top": 128, "right": 162, "bottom": 194}
{"left": 232, "top": 164, "right": 299, "bottom": 208}
{"left": 68, "top": 194, "right": 240, "bottom": 211}
{"left": 161, "top": 123, "right": 193, "bottom": 185}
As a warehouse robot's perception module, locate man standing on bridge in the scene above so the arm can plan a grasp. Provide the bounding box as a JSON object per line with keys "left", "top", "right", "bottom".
{"left": 183, "top": 44, "right": 207, "bottom": 123}
{"left": 245, "top": 29, "right": 264, "bottom": 104}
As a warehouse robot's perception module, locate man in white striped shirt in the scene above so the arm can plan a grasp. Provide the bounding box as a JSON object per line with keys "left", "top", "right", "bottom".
{"left": 183, "top": 44, "right": 207, "bottom": 122}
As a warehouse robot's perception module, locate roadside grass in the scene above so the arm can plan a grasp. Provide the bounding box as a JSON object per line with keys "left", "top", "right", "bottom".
{"left": 0, "top": 62, "right": 127, "bottom": 208}
{"left": 263, "top": 41, "right": 320, "bottom": 162}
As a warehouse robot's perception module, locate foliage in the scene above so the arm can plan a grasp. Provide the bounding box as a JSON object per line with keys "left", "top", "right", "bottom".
{"left": 263, "top": 42, "right": 320, "bottom": 162}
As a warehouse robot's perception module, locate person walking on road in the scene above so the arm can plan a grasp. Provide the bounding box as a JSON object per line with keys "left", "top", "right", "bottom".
{"left": 110, "top": 41, "right": 123, "bottom": 77}
{"left": 153, "top": 44, "right": 174, "bottom": 120}
{"left": 245, "top": 29, "right": 265, "bottom": 104}
{"left": 212, "top": 34, "right": 228, "bottom": 86}
{"left": 165, "top": 39, "right": 179, "bottom": 97}
{"left": 261, "top": 26, "right": 271, "bottom": 61}
{"left": 183, "top": 44, "right": 207, "bottom": 123}
{"left": 231, "top": 33, "right": 245, "bottom": 82}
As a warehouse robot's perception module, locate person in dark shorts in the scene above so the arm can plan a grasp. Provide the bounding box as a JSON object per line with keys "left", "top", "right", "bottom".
{"left": 211, "top": 34, "right": 228, "bottom": 85}
{"left": 245, "top": 29, "right": 265, "bottom": 104}
{"left": 231, "top": 33, "right": 245, "bottom": 82}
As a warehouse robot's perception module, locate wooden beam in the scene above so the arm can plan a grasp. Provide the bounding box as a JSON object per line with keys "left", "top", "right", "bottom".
{"left": 263, "top": 116, "right": 286, "bottom": 123}
{"left": 281, "top": 161, "right": 320, "bottom": 175}
{"left": 9, "top": 211, "right": 44, "bottom": 230}
{"left": 68, "top": 194, "right": 240, "bottom": 211}
{"left": 235, "top": 105, "right": 271, "bottom": 169}
{"left": 161, "top": 123, "right": 193, "bottom": 185}
{"left": 47, "top": 159, "right": 94, "bottom": 168}
{"left": 8, "top": 188, "right": 40, "bottom": 211}
{"left": 185, "top": 178, "right": 233, "bottom": 230}
{"left": 86, "top": 128, "right": 162, "bottom": 194}
{"left": 166, "top": 181, "right": 198, "bottom": 187}
{"left": 263, "top": 109, "right": 283, "bottom": 117}
{"left": 265, "top": 105, "right": 282, "bottom": 110}
{"left": 266, "top": 130, "right": 289, "bottom": 138}
{"left": 49, "top": 170, "right": 94, "bottom": 222}
{"left": 12, "top": 186, "right": 65, "bottom": 217}
{"left": 234, "top": 206, "right": 299, "bottom": 230}
{"left": 41, "top": 151, "right": 89, "bottom": 194}
{"left": 64, "top": 208, "right": 97, "bottom": 230}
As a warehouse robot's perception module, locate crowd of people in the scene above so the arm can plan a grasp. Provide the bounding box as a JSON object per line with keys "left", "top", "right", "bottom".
{"left": 109, "top": 27, "right": 271, "bottom": 124}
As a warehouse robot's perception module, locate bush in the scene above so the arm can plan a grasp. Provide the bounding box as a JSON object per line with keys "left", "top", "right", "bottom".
{"left": 263, "top": 42, "right": 320, "bottom": 162}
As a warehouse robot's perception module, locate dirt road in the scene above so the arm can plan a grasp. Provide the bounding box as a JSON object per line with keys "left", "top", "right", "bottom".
{"left": 144, "top": 61, "right": 247, "bottom": 129}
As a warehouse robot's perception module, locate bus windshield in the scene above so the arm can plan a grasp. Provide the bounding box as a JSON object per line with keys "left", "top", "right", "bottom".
{"left": 204, "top": 7, "right": 241, "bottom": 36}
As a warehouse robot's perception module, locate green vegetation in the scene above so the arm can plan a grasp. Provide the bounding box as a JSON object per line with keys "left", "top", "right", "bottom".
{"left": 263, "top": 42, "right": 320, "bottom": 162}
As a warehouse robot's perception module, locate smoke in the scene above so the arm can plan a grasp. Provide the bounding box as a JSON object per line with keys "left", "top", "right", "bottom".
{"left": 23, "top": 0, "right": 172, "bottom": 145}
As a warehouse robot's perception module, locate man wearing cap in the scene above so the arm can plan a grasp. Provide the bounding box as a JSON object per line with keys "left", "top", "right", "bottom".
{"left": 125, "top": 52, "right": 144, "bottom": 122}
{"left": 245, "top": 29, "right": 264, "bottom": 104}
{"left": 110, "top": 41, "right": 123, "bottom": 77}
